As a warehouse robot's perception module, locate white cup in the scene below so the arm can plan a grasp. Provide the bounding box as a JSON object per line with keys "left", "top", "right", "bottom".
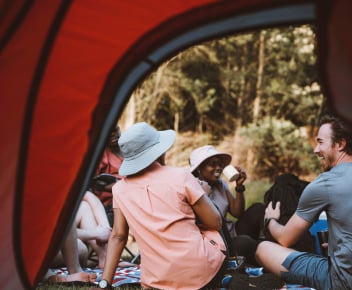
{"left": 223, "top": 165, "right": 240, "bottom": 182}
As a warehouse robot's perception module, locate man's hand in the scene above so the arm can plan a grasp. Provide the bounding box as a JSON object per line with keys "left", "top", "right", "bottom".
{"left": 264, "top": 201, "right": 281, "bottom": 220}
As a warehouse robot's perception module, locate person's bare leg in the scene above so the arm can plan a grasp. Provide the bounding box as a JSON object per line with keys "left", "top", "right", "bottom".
{"left": 84, "top": 191, "right": 111, "bottom": 227}
{"left": 255, "top": 241, "right": 295, "bottom": 276}
{"left": 76, "top": 201, "right": 108, "bottom": 268}
{"left": 60, "top": 224, "right": 96, "bottom": 282}
{"left": 50, "top": 238, "right": 88, "bottom": 268}
{"left": 45, "top": 224, "right": 96, "bottom": 283}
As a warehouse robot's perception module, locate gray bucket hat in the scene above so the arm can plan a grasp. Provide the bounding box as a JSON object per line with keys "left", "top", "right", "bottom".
{"left": 189, "top": 145, "right": 231, "bottom": 173}
{"left": 118, "top": 122, "right": 176, "bottom": 176}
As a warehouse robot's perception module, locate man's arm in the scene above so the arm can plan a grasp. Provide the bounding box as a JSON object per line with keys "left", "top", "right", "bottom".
{"left": 267, "top": 214, "right": 311, "bottom": 247}
{"left": 265, "top": 201, "right": 311, "bottom": 247}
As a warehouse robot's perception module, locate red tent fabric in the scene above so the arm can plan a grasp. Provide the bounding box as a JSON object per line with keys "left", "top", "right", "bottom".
{"left": 1, "top": 0, "right": 351, "bottom": 288}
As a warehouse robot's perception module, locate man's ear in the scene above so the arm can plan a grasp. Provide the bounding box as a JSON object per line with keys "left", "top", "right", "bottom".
{"left": 337, "top": 138, "right": 347, "bottom": 151}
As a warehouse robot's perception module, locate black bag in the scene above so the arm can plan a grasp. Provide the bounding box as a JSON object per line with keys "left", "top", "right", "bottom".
{"left": 263, "top": 174, "right": 315, "bottom": 253}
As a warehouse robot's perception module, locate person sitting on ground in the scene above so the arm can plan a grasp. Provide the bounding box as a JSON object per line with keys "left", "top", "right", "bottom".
{"left": 256, "top": 114, "right": 352, "bottom": 290}
{"left": 50, "top": 193, "right": 135, "bottom": 270}
{"left": 189, "top": 145, "right": 265, "bottom": 266}
{"left": 83, "top": 125, "right": 137, "bottom": 267}
{"left": 74, "top": 199, "right": 112, "bottom": 269}
{"left": 50, "top": 200, "right": 112, "bottom": 269}
{"left": 44, "top": 223, "right": 97, "bottom": 283}
{"left": 263, "top": 173, "right": 315, "bottom": 253}
{"left": 99, "top": 122, "right": 227, "bottom": 290}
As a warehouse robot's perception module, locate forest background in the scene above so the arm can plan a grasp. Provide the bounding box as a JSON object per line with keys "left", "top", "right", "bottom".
{"left": 119, "top": 24, "right": 329, "bottom": 208}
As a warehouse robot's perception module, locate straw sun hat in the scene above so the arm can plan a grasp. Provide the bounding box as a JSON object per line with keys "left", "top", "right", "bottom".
{"left": 189, "top": 145, "right": 231, "bottom": 173}
{"left": 118, "top": 122, "right": 176, "bottom": 176}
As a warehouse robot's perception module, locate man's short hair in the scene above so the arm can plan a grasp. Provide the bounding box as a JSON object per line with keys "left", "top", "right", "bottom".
{"left": 319, "top": 114, "right": 352, "bottom": 155}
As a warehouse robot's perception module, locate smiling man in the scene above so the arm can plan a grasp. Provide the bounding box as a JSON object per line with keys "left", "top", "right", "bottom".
{"left": 255, "top": 114, "right": 352, "bottom": 290}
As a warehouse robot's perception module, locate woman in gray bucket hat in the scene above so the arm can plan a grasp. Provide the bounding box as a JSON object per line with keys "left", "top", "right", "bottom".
{"left": 100, "top": 122, "right": 227, "bottom": 290}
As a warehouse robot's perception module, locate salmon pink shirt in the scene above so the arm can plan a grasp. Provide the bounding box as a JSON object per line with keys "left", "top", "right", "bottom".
{"left": 113, "top": 162, "right": 225, "bottom": 290}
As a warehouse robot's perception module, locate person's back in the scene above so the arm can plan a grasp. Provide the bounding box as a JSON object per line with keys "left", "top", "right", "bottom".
{"left": 100, "top": 122, "right": 226, "bottom": 290}
{"left": 114, "top": 162, "right": 225, "bottom": 289}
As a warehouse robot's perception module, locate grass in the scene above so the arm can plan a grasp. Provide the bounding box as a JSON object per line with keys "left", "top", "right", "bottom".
{"left": 36, "top": 283, "right": 95, "bottom": 290}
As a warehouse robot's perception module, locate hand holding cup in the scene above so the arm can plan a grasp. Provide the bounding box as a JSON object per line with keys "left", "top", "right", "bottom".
{"left": 223, "top": 165, "right": 240, "bottom": 182}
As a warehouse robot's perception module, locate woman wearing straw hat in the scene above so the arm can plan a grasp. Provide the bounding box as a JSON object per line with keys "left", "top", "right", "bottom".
{"left": 189, "top": 145, "right": 265, "bottom": 266}
{"left": 99, "top": 122, "right": 227, "bottom": 290}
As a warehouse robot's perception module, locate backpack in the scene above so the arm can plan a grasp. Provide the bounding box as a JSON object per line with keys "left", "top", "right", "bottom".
{"left": 263, "top": 174, "right": 315, "bottom": 253}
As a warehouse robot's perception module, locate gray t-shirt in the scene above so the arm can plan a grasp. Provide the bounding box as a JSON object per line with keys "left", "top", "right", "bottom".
{"left": 297, "top": 162, "right": 352, "bottom": 289}
{"left": 208, "top": 179, "right": 237, "bottom": 238}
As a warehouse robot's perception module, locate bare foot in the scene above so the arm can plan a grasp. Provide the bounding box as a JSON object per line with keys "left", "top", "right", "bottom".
{"left": 48, "top": 271, "right": 97, "bottom": 283}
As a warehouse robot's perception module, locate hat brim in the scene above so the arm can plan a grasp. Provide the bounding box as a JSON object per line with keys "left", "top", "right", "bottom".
{"left": 190, "top": 153, "right": 231, "bottom": 173}
{"left": 119, "top": 129, "right": 176, "bottom": 176}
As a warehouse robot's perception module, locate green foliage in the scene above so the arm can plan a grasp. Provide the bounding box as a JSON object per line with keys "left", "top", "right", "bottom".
{"left": 132, "top": 25, "right": 323, "bottom": 133}
{"left": 245, "top": 180, "right": 272, "bottom": 207}
{"left": 123, "top": 24, "right": 326, "bottom": 180}
{"left": 242, "top": 117, "right": 321, "bottom": 180}
{"left": 261, "top": 26, "right": 322, "bottom": 128}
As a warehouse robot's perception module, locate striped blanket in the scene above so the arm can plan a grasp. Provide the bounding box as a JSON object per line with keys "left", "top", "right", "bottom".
{"left": 51, "top": 265, "right": 314, "bottom": 289}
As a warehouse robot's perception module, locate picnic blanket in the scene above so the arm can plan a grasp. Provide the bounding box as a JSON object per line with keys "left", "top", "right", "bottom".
{"left": 51, "top": 265, "right": 314, "bottom": 289}
{"left": 51, "top": 265, "right": 141, "bottom": 287}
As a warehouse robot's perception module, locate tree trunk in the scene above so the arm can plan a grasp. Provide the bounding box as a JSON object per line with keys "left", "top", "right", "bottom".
{"left": 198, "top": 115, "right": 204, "bottom": 134}
{"left": 253, "top": 30, "right": 265, "bottom": 122}
{"left": 232, "top": 42, "right": 246, "bottom": 166}
{"left": 174, "top": 111, "right": 179, "bottom": 133}
{"left": 247, "top": 31, "right": 265, "bottom": 177}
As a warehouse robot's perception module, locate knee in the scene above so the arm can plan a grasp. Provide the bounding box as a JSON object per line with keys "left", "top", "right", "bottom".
{"left": 255, "top": 241, "right": 271, "bottom": 259}
{"left": 79, "top": 201, "right": 90, "bottom": 211}
{"left": 76, "top": 201, "right": 90, "bottom": 224}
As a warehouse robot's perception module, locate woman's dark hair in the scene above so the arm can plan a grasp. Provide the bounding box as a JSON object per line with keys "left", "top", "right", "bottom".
{"left": 319, "top": 114, "right": 352, "bottom": 155}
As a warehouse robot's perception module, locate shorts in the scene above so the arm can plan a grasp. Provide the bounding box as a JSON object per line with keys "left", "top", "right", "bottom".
{"left": 280, "top": 251, "right": 331, "bottom": 290}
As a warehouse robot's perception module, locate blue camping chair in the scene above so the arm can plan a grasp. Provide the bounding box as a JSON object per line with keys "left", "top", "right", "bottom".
{"left": 309, "top": 212, "right": 328, "bottom": 255}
